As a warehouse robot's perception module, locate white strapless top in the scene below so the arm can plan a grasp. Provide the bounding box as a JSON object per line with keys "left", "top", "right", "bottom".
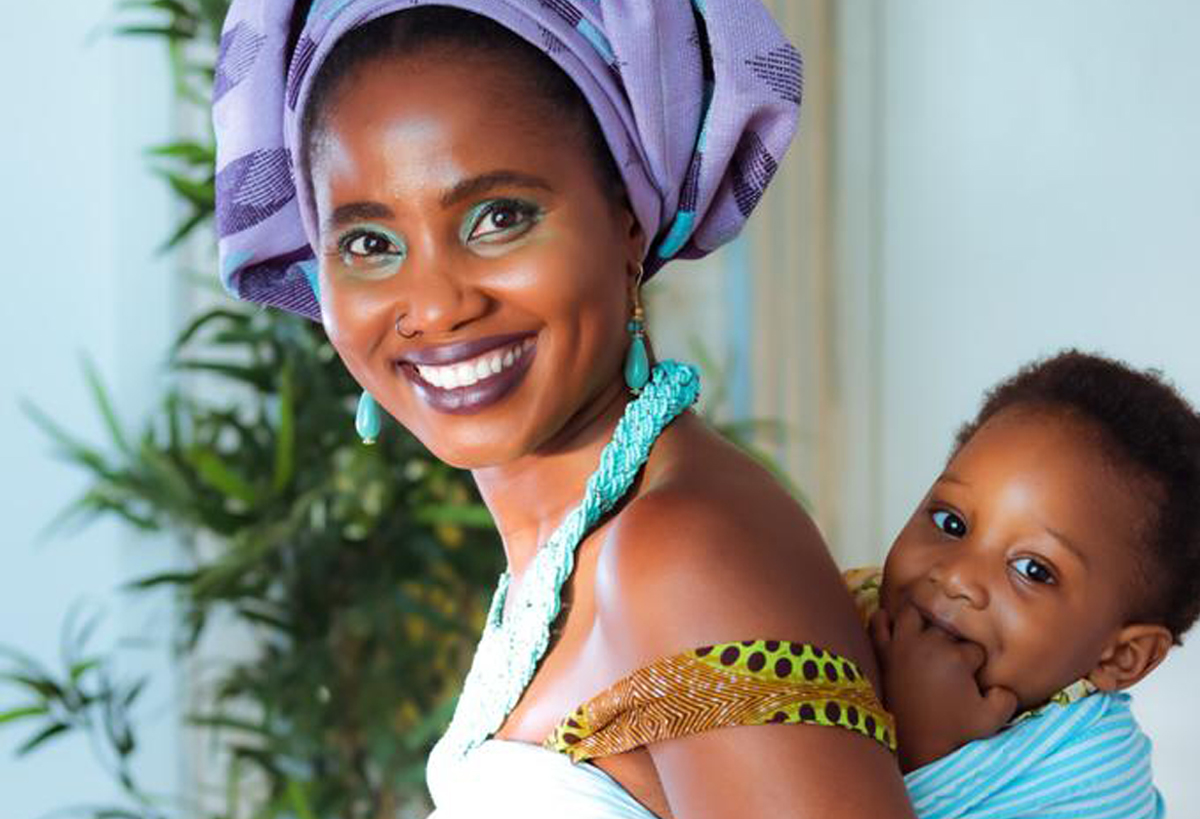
{"left": 427, "top": 739, "right": 657, "bottom": 819}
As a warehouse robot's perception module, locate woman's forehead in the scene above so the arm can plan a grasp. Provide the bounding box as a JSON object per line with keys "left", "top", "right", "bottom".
{"left": 313, "top": 51, "right": 580, "bottom": 181}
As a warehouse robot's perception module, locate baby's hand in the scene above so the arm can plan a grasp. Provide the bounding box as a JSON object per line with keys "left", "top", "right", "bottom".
{"left": 870, "top": 605, "right": 1018, "bottom": 772}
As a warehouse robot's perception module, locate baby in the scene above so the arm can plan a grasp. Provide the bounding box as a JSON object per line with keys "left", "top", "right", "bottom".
{"left": 852, "top": 350, "right": 1200, "bottom": 818}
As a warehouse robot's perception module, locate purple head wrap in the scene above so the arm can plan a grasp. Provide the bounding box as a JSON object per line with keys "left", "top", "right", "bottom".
{"left": 213, "top": 0, "right": 802, "bottom": 322}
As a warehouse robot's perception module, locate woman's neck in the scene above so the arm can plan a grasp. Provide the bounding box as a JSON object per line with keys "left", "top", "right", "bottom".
{"left": 471, "top": 376, "right": 631, "bottom": 578}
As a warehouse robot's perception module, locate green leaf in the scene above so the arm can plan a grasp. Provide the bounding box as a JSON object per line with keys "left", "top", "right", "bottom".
{"left": 114, "top": 24, "right": 197, "bottom": 41}
{"left": 188, "top": 449, "right": 259, "bottom": 504}
{"left": 69, "top": 659, "right": 101, "bottom": 683}
{"left": 412, "top": 503, "right": 494, "bottom": 528}
{"left": 81, "top": 355, "right": 133, "bottom": 457}
{"left": 155, "top": 168, "right": 214, "bottom": 208}
{"left": 117, "top": 0, "right": 194, "bottom": 17}
{"left": 159, "top": 208, "right": 212, "bottom": 252}
{"left": 285, "top": 779, "right": 318, "bottom": 819}
{"left": 19, "top": 399, "right": 114, "bottom": 477}
{"left": 94, "top": 809, "right": 149, "bottom": 819}
{"left": 0, "top": 704, "right": 49, "bottom": 725}
{"left": 170, "top": 308, "right": 249, "bottom": 355}
{"left": 187, "top": 712, "right": 271, "bottom": 736}
{"left": 124, "top": 570, "right": 202, "bottom": 591}
{"left": 16, "top": 721, "right": 71, "bottom": 755}
{"left": 1, "top": 673, "right": 64, "bottom": 702}
{"left": 271, "top": 362, "right": 295, "bottom": 494}
{"left": 146, "top": 140, "right": 214, "bottom": 164}
{"left": 172, "top": 359, "right": 272, "bottom": 391}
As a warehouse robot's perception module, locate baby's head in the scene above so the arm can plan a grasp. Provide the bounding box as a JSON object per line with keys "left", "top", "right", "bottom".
{"left": 881, "top": 351, "right": 1200, "bottom": 710}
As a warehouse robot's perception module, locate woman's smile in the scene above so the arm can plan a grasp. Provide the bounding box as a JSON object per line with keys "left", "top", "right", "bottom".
{"left": 307, "top": 48, "right": 643, "bottom": 468}
{"left": 398, "top": 333, "right": 538, "bottom": 415}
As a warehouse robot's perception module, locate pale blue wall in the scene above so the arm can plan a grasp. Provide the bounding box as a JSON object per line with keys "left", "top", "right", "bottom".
{"left": 875, "top": 1, "right": 1200, "bottom": 811}
{"left": 0, "top": 4, "right": 180, "bottom": 814}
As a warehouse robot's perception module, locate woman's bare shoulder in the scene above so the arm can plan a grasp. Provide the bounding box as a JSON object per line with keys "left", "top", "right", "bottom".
{"left": 589, "top": 422, "right": 912, "bottom": 819}
{"left": 593, "top": 421, "right": 879, "bottom": 685}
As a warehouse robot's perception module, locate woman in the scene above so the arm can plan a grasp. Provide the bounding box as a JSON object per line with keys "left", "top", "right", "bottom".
{"left": 213, "top": 1, "right": 915, "bottom": 816}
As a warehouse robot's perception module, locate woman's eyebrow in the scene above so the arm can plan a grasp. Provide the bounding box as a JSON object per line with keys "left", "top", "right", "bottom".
{"left": 440, "top": 171, "right": 554, "bottom": 209}
{"left": 326, "top": 201, "right": 395, "bottom": 232}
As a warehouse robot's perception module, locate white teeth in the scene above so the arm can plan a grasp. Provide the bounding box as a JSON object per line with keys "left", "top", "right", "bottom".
{"left": 415, "top": 338, "right": 534, "bottom": 390}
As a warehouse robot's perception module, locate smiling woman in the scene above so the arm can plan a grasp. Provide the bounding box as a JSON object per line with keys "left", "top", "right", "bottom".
{"left": 303, "top": 25, "right": 641, "bottom": 463}
{"left": 211, "top": 2, "right": 916, "bottom": 817}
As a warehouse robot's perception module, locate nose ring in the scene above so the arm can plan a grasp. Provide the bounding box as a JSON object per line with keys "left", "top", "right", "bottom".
{"left": 395, "top": 313, "right": 420, "bottom": 339}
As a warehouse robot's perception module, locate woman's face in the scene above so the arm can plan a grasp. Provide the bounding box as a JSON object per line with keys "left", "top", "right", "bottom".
{"left": 308, "top": 48, "right": 642, "bottom": 468}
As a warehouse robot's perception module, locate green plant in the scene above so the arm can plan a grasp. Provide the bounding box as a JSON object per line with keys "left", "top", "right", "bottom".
{"left": 17, "top": 306, "right": 505, "bottom": 818}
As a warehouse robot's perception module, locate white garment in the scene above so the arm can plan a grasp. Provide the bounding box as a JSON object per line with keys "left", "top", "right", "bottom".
{"left": 428, "top": 739, "right": 658, "bottom": 819}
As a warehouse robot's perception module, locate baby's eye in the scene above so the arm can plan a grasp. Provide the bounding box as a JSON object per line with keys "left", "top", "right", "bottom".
{"left": 1011, "top": 557, "right": 1056, "bottom": 585}
{"left": 465, "top": 199, "right": 540, "bottom": 243}
{"left": 931, "top": 509, "right": 967, "bottom": 538}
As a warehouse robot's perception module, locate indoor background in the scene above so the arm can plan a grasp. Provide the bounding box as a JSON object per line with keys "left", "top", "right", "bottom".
{"left": 3, "top": 0, "right": 1197, "bottom": 815}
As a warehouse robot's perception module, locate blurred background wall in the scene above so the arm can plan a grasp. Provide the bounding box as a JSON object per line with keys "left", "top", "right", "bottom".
{"left": 748, "top": 0, "right": 1200, "bottom": 810}
{"left": 0, "top": 0, "right": 183, "bottom": 813}
{"left": 2, "top": 0, "right": 1197, "bottom": 816}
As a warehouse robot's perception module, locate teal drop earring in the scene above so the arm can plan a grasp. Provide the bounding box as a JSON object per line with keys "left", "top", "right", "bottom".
{"left": 624, "top": 266, "right": 650, "bottom": 394}
{"left": 356, "top": 390, "right": 381, "bottom": 445}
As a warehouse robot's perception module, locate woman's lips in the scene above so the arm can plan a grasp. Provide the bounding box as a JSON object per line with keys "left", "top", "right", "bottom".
{"left": 397, "top": 335, "right": 537, "bottom": 415}
{"left": 403, "top": 331, "right": 532, "bottom": 367}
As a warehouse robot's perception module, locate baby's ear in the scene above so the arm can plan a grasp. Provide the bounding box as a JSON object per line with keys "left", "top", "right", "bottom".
{"left": 1087, "top": 624, "right": 1173, "bottom": 692}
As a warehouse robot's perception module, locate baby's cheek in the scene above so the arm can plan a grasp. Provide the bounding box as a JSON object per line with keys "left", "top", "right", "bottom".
{"left": 988, "top": 639, "right": 1074, "bottom": 707}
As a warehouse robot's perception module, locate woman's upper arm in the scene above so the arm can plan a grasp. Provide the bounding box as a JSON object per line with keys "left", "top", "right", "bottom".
{"left": 651, "top": 721, "right": 916, "bottom": 819}
{"left": 596, "top": 488, "right": 914, "bottom": 818}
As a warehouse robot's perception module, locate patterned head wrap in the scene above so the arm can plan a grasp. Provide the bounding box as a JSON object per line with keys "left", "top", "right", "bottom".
{"left": 213, "top": 0, "right": 803, "bottom": 322}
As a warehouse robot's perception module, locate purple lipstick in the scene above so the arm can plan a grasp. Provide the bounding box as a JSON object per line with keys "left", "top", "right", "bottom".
{"left": 396, "top": 332, "right": 538, "bottom": 415}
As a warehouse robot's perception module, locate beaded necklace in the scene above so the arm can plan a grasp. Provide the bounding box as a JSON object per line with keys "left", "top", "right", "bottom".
{"left": 427, "top": 360, "right": 701, "bottom": 781}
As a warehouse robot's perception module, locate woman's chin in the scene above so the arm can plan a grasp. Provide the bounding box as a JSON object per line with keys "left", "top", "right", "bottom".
{"left": 413, "top": 432, "right": 534, "bottom": 472}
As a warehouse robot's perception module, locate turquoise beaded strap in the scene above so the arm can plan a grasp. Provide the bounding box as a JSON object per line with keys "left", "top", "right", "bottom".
{"left": 427, "top": 360, "right": 701, "bottom": 792}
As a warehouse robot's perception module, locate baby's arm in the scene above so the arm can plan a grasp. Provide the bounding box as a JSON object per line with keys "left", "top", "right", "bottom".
{"left": 870, "top": 606, "right": 1018, "bottom": 772}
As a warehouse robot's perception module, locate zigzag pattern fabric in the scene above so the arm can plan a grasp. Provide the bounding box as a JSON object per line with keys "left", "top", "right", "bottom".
{"left": 212, "top": 0, "right": 803, "bottom": 322}
{"left": 544, "top": 639, "right": 896, "bottom": 763}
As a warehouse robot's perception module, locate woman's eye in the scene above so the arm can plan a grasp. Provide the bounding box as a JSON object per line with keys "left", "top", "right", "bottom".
{"left": 1011, "top": 557, "right": 1056, "bottom": 585}
{"left": 466, "top": 199, "right": 540, "bottom": 243}
{"left": 341, "top": 232, "right": 401, "bottom": 261}
{"left": 931, "top": 509, "right": 968, "bottom": 538}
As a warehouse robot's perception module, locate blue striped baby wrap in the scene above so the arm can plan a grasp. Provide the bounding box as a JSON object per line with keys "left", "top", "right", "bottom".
{"left": 905, "top": 692, "right": 1164, "bottom": 819}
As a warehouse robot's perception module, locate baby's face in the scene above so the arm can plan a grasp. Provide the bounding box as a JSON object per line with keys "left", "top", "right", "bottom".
{"left": 880, "top": 407, "right": 1153, "bottom": 709}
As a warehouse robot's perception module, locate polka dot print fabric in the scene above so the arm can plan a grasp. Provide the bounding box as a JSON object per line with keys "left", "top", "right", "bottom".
{"left": 544, "top": 639, "right": 895, "bottom": 762}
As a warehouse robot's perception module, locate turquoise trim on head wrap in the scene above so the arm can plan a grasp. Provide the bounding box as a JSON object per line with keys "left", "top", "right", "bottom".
{"left": 298, "top": 259, "right": 320, "bottom": 299}
{"left": 658, "top": 211, "right": 697, "bottom": 258}
{"left": 576, "top": 19, "right": 615, "bottom": 63}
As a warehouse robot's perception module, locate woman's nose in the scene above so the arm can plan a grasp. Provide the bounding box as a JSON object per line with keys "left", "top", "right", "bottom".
{"left": 929, "top": 548, "right": 990, "bottom": 608}
{"left": 396, "top": 253, "right": 489, "bottom": 337}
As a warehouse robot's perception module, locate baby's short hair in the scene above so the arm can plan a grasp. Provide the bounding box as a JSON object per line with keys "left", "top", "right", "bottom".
{"left": 954, "top": 350, "right": 1200, "bottom": 642}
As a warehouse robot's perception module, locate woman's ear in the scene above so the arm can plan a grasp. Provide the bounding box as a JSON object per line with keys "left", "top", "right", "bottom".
{"left": 615, "top": 194, "right": 647, "bottom": 265}
{"left": 1087, "top": 623, "right": 1173, "bottom": 691}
